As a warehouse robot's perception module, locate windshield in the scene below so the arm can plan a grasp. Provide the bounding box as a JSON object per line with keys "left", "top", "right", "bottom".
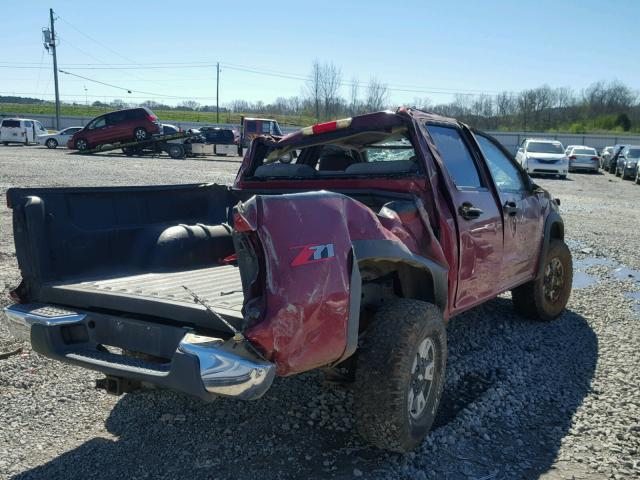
{"left": 527, "top": 142, "right": 564, "bottom": 154}
{"left": 573, "top": 148, "right": 596, "bottom": 155}
{"left": 626, "top": 149, "right": 640, "bottom": 158}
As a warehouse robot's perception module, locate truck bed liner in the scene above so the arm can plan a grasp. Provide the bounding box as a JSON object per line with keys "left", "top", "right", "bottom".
{"left": 39, "top": 265, "right": 245, "bottom": 329}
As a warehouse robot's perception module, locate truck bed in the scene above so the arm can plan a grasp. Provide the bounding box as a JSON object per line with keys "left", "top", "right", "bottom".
{"left": 39, "top": 265, "right": 245, "bottom": 329}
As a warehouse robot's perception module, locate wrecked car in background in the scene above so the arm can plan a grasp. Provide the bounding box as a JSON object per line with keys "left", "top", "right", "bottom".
{"left": 2, "top": 108, "right": 572, "bottom": 452}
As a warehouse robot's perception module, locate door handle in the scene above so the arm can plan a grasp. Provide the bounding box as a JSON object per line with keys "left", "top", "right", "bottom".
{"left": 458, "top": 202, "right": 484, "bottom": 220}
{"left": 503, "top": 201, "right": 520, "bottom": 216}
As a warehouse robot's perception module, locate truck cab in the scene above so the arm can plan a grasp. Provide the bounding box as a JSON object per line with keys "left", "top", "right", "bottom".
{"left": 240, "top": 117, "right": 283, "bottom": 149}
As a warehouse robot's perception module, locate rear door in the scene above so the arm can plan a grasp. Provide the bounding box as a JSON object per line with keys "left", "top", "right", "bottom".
{"left": 24, "top": 121, "right": 34, "bottom": 142}
{"left": 108, "top": 111, "right": 129, "bottom": 142}
{"left": 425, "top": 123, "right": 503, "bottom": 311}
{"left": 473, "top": 132, "right": 542, "bottom": 287}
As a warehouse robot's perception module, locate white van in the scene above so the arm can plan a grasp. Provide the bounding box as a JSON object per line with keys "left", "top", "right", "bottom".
{"left": 0, "top": 118, "right": 48, "bottom": 145}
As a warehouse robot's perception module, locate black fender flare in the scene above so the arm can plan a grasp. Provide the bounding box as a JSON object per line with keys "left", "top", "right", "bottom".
{"left": 335, "top": 239, "right": 448, "bottom": 364}
{"left": 536, "top": 211, "right": 564, "bottom": 280}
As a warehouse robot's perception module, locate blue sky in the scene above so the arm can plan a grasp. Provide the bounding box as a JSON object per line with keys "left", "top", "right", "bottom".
{"left": 0, "top": 0, "right": 638, "bottom": 107}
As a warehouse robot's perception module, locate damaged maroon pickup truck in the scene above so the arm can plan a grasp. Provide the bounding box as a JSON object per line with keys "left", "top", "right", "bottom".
{"left": 3, "top": 109, "right": 572, "bottom": 452}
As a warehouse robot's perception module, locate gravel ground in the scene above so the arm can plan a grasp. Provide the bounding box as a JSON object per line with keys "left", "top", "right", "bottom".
{"left": 0, "top": 146, "right": 639, "bottom": 480}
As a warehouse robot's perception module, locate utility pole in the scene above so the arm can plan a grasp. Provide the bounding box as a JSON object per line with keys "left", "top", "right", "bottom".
{"left": 47, "top": 8, "right": 61, "bottom": 130}
{"left": 216, "top": 62, "right": 220, "bottom": 123}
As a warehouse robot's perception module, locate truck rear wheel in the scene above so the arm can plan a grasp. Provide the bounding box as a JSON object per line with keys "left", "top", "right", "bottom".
{"left": 512, "top": 239, "right": 572, "bottom": 321}
{"left": 354, "top": 299, "right": 446, "bottom": 452}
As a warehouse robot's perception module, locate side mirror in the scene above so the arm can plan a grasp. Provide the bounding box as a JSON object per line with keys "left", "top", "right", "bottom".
{"left": 530, "top": 182, "right": 544, "bottom": 194}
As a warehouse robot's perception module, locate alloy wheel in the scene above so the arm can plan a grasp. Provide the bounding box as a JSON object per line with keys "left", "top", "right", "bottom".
{"left": 543, "top": 257, "right": 565, "bottom": 303}
{"left": 407, "top": 337, "right": 436, "bottom": 420}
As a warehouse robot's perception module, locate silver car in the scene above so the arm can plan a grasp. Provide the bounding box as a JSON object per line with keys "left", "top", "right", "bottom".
{"left": 567, "top": 146, "right": 600, "bottom": 173}
{"left": 37, "top": 126, "right": 84, "bottom": 149}
{"left": 616, "top": 145, "right": 640, "bottom": 180}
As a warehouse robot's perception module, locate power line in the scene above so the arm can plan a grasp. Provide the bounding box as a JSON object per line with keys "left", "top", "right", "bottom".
{"left": 54, "top": 68, "right": 220, "bottom": 100}
{"left": 0, "top": 60, "right": 500, "bottom": 96}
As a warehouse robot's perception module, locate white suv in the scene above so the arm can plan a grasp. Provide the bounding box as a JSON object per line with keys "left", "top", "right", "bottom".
{"left": 515, "top": 139, "right": 568, "bottom": 179}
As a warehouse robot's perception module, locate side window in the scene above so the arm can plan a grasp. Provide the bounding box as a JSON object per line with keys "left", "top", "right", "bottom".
{"left": 24, "top": 121, "right": 33, "bottom": 127}
{"left": 475, "top": 134, "right": 526, "bottom": 193}
{"left": 261, "top": 122, "right": 271, "bottom": 134}
{"left": 89, "top": 117, "right": 106, "bottom": 129}
{"left": 426, "top": 124, "right": 483, "bottom": 188}
{"left": 130, "top": 109, "right": 145, "bottom": 120}
{"left": 109, "top": 112, "right": 126, "bottom": 124}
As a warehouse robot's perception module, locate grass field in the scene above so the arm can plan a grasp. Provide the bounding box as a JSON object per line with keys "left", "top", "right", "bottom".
{"left": 0, "top": 102, "right": 316, "bottom": 127}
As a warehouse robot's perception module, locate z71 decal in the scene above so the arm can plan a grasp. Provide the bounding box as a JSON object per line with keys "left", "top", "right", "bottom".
{"left": 290, "top": 243, "right": 335, "bottom": 267}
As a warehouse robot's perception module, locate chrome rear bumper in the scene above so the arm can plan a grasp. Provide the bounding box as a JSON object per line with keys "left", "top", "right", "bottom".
{"left": 2, "top": 303, "right": 275, "bottom": 401}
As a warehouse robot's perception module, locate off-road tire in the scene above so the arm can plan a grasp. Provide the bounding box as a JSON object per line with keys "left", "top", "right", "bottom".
{"left": 45, "top": 138, "right": 58, "bottom": 149}
{"left": 354, "top": 299, "right": 446, "bottom": 452}
{"left": 512, "top": 239, "right": 572, "bottom": 321}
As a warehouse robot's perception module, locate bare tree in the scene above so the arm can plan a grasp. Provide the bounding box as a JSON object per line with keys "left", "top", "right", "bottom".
{"left": 178, "top": 100, "right": 200, "bottom": 111}
{"left": 319, "top": 62, "right": 342, "bottom": 119}
{"left": 306, "top": 60, "right": 322, "bottom": 121}
{"left": 349, "top": 77, "right": 360, "bottom": 115}
{"left": 365, "top": 77, "right": 389, "bottom": 112}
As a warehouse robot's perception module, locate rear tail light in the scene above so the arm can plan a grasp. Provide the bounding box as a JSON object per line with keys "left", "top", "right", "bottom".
{"left": 301, "top": 117, "right": 352, "bottom": 136}
{"left": 233, "top": 212, "right": 253, "bottom": 232}
{"left": 147, "top": 114, "right": 158, "bottom": 122}
{"left": 591, "top": 157, "right": 599, "bottom": 162}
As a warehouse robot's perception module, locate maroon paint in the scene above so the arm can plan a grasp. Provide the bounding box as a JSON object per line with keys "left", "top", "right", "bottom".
{"left": 235, "top": 191, "right": 444, "bottom": 376}
{"left": 231, "top": 109, "right": 551, "bottom": 375}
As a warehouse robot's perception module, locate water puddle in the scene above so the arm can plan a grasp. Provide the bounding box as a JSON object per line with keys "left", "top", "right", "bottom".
{"left": 573, "top": 271, "right": 598, "bottom": 289}
{"left": 612, "top": 266, "right": 640, "bottom": 281}
{"left": 573, "top": 258, "right": 616, "bottom": 269}
{"left": 624, "top": 292, "right": 640, "bottom": 316}
{"left": 573, "top": 257, "right": 615, "bottom": 289}
{"left": 573, "top": 256, "right": 639, "bottom": 290}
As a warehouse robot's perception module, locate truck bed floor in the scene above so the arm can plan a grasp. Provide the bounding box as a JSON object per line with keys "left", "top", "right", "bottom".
{"left": 40, "top": 265, "right": 245, "bottom": 329}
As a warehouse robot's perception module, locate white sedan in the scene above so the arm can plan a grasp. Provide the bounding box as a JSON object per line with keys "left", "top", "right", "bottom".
{"left": 37, "top": 126, "right": 84, "bottom": 149}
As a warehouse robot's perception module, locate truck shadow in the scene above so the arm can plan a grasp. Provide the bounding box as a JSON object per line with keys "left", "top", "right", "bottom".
{"left": 13, "top": 297, "right": 597, "bottom": 480}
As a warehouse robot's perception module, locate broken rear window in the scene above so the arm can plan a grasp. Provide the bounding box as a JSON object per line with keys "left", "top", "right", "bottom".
{"left": 249, "top": 130, "right": 420, "bottom": 179}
